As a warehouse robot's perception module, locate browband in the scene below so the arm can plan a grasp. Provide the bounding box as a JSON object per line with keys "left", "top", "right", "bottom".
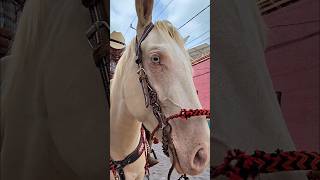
{"left": 135, "top": 23, "right": 155, "bottom": 64}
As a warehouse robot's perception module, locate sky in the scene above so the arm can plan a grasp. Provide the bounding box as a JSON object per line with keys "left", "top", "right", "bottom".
{"left": 110, "top": 0, "right": 210, "bottom": 49}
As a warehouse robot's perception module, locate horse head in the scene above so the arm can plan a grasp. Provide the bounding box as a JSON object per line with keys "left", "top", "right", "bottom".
{"left": 114, "top": 0, "right": 210, "bottom": 176}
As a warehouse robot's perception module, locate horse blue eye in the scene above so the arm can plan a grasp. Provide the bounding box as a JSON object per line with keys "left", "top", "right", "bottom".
{"left": 151, "top": 55, "right": 160, "bottom": 63}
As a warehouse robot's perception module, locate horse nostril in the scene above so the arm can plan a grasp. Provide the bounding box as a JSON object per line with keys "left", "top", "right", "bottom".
{"left": 192, "top": 147, "right": 208, "bottom": 170}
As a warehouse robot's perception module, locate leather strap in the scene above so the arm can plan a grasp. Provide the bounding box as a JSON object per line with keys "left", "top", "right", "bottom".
{"left": 135, "top": 23, "right": 155, "bottom": 64}
{"left": 110, "top": 129, "right": 146, "bottom": 180}
{"left": 82, "top": 0, "right": 110, "bottom": 106}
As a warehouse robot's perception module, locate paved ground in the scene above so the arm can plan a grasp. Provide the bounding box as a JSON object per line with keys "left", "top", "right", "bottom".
{"left": 145, "top": 144, "right": 210, "bottom": 180}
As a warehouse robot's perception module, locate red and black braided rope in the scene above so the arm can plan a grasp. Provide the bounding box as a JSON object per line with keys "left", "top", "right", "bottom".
{"left": 166, "top": 109, "right": 210, "bottom": 121}
{"left": 211, "top": 149, "right": 320, "bottom": 179}
{"left": 150, "top": 108, "right": 210, "bottom": 143}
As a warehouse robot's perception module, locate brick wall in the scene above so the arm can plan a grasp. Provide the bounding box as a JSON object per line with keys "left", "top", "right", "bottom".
{"left": 263, "top": 0, "right": 319, "bottom": 151}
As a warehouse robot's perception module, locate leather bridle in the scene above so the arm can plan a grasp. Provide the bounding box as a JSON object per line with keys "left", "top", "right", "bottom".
{"left": 135, "top": 22, "right": 210, "bottom": 180}
{"left": 82, "top": 1, "right": 209, "bottom": 178}
{"left": 135, "top": 22, "right": 179, "bottom": 180}
{"left": 135, "top": 23, "right": 175, "bottom": 157}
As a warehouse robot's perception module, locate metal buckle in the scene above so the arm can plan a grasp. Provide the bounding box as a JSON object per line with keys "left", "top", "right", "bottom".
{"left": 86, "top": 21, "right": 109, "bottom": 49}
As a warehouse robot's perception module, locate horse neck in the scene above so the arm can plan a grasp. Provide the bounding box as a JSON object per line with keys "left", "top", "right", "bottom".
{"left": 110, "top": 79, "right": 142, "bottom": 160}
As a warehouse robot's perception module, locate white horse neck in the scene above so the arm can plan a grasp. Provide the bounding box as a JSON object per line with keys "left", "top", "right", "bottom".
{"left": 110, "top": 82, "right": 142, "bottom": 161}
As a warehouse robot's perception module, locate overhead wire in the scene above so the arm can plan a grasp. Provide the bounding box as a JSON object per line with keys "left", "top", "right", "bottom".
{"left": 186, "top": 30, "right": 209, "bottom": 45}
{"left": 155, "top": 0, "right": 175, "bottom": 20}
{"left": 124, "top": 0, "right": 171, "bottom": 36}
{"left": 178, "top": 0, "right": 213, "bottom": 30}
{"left": 124, "top": 0, "right": 212, "bottom": 45}
{"left": 188, "top": 36, "right": 210, "bottom": 49}
{"left": 154, "top": 0, "right": 161, "bottom": 13}
{"left": 124, "top": 17, "right": 136, "bottom": 37}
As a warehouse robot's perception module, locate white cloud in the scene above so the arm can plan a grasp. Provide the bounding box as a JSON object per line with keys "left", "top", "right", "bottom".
{"left": 110, "top": 0, "right": 210, "bottom": 48}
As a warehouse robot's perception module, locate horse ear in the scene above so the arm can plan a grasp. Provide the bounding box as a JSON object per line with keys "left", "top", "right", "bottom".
{"left": 135, "top": 0, "right": 154, "bottom": 39}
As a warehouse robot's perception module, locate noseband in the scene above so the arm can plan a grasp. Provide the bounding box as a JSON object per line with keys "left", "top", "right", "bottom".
{"left": 135, "top": 22, "right": 210, "bottom": 180}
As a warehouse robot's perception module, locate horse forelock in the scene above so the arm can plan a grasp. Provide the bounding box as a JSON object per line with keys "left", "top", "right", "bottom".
{"left": 154, "top": 20, "right": 185, "bottom": 49}
{"left": 112, "top": 20, "right": 191, "bottom": 85}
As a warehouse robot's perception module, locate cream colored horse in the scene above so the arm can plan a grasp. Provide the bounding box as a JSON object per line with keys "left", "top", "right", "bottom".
{"left": 110, "top": 0, "right": 210, "bottom": 179}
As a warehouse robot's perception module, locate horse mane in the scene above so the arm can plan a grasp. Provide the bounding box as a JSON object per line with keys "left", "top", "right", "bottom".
{"left": 112, "top": 20, "right": 189, "bottom": 87}
{"left": 154, "top": 20, "right": 185, "bottom": 49}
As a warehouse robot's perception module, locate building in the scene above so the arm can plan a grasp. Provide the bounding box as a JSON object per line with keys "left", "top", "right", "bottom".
{"left": 188, "top": 43, "right": 210, "bottom": 61}
{"left": 260, "top": 0, "right": 319, "bottom": 151}
{"left": 188, "top": 43, "right": 210, "bottom": 109}
{"left": 192, "top": 53, "right": 210, "bottom": 109}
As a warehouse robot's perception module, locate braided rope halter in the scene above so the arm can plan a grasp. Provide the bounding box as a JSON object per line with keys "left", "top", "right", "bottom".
{"left": 135, "top": 22, "right": 210, "bottom": 180}
{"left": 80, "top": 1, "right": 209, "bottom": 179}
{"left": 211, "top": 149, "right": 320, "bottom": 179}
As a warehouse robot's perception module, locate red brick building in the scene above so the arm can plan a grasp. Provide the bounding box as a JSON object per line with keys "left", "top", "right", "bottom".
{"left": 192, "top": 54, "right": 210, "bottom": 109}
{"left": 262, "top": 0, "right": 319, "bottom": 151}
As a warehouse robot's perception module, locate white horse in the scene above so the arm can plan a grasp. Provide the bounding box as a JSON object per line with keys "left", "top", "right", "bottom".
{"left": 110, "top": 0, "right": 210, "bottom": 179}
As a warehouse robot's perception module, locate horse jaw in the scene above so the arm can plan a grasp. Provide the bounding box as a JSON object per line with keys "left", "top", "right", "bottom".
{"left": 164, "top": 110, "right": 210, "bottom": 175}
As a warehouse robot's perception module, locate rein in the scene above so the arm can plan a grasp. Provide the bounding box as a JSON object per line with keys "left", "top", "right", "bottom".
{"left": 110, "top": 128, "right": 148, "bottom": 180}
